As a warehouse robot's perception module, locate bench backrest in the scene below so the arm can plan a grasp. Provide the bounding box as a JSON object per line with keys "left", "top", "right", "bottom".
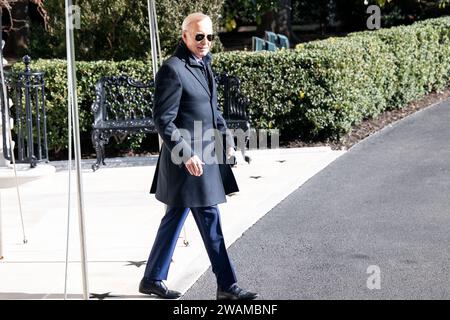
{"left": 92, "top": 76, "right": 154, "bottom": 125}
{"left": 92, "top": 74, "right": 249, "bottom": 128}
{"left": 215, "top": 73, "right": 248, "bottom": 121}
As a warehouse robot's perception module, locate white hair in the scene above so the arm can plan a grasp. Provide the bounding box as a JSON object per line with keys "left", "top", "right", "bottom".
{"left": 181, "top": 12, "right": 212, "bottom": 32}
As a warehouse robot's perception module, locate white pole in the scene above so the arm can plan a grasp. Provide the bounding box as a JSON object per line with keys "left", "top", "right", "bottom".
{"left": 151, "top": 0, "right": 163, "bottom": 67}
{"left": 65, "top": 0, "right": 89, "bottom": 300}
{"left": 0, "top": 191, "right": 3, "bottom": 260}
{"left": 63, "top": 61, "right": 74, "bottom": 300}
{"left": 0, "top": 13, "right": 3, "bottom": 261}
{"left": 0, "top": 11, "right": 3, "bottom": 261}
{"left": 147, "top": 0, "right": 159, "bottom": 80}
{"left": 0, "top": 12, "right": 3, "bottom": 260}
{"left": 146, "top": 0, "right": 164, "bottom": 150}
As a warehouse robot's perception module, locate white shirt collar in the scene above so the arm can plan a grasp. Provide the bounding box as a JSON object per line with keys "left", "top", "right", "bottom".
{"left": 192, "top": 54, "right": 203, "bottom": 64}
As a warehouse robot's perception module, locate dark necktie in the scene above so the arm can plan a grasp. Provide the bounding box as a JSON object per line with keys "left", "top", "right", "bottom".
{"left": 199, "top": 60, "right": 210, "bottom": 86}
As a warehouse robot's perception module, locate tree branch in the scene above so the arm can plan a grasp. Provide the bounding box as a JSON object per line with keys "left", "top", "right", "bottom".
{"left": 1, "top": 0, "right": 49, "bottom": 32}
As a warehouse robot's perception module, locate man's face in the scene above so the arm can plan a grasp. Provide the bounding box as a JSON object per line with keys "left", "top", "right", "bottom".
{"left": 182, "top": 18, "right": 214, "bottom": 59}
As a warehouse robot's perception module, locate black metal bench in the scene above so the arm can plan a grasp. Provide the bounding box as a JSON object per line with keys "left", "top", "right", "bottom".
{"left": 91, "top": 74, "right": 251, "bottom": 171}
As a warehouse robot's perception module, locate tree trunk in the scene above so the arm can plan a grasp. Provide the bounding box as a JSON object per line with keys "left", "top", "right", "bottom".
{"left": 256, "top": 10, "right": 275, "bottom": 37}
{"left": 257, "top": 0, "right": 300, "bottom": 46}
{"left": 3, "top": 0, "right": 29, "bottom": 58}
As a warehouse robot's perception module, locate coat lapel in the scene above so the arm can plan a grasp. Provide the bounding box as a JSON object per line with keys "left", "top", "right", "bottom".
{"left": 185, "top": 63, "right": 211, "bottom": 96}
{"left": 206, "top": 62, "right": 216, "bottom": 98}
{"left": 206, "top": 62, "right": 219, "bottom": 128}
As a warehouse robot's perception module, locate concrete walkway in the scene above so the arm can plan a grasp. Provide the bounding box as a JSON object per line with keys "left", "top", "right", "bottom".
{"left": 0, "top": 146, "right": 344, "bottom": 299}
{"left": 184, "top": 98, "right": 450, "bottom": 300}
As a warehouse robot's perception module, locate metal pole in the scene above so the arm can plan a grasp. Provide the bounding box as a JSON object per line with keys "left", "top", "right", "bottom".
{"left": 151, "top": 0, "right": 163, "bottom": 67}
{"left": 15, "top": 85, "right": 23, "bottom": 161}
{"left": 147, "top": 0, "right": 163, "bottom": 149}
{"left": 63, "top": 76, "right": 74, "bottom": 300}
{"left": 0, "top": 12, "right": 3, "bottom": 260}
{"left": 146, "top": 0, "right": 164, "bottom": 149}
{"left": 24, "top": 80, "right": 33, "bottom": 164}
{"left": 34, "top": 86, "right": 42, "bottom": 160}
{"left": 65, "top": 0, "right": 89, "bottom": 300}
{"left": 147, "top": 0, "right": 157, "bottom": 80}
{"left": 40, "top": 80, "right": 49, "bottom": 161}
{"left": 0, "top": 191, "right": 3, "bottom": 260}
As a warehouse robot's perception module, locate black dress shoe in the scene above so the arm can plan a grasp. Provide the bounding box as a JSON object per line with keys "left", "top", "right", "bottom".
{"left": 139, "top": 279, "right": 181, "bottom": 299}
{"left": 217, "top": 284, "right": 258, "bottom": 300}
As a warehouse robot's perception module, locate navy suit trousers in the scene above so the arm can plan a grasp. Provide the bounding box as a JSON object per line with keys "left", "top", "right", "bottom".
{"left": 143, "top": 205, "right": 237, "bottom": 289}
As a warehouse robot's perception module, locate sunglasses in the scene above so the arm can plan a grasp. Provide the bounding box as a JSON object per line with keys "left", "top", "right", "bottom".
{"left": 195, "top": 33, "right": 215, "bottom": 42}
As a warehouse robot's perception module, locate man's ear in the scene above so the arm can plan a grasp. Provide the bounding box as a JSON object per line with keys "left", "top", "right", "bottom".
{"left": 182, "top": 31, "right": 187, "bottom": 42}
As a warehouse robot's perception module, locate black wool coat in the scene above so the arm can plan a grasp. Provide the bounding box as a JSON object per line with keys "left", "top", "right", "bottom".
{"left": 150, "top": 41, "right": 239, "bottom": 207}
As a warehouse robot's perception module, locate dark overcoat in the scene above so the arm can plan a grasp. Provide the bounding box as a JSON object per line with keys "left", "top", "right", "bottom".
{"left": 149, "top": 41, "right": 239, "bottom": 207}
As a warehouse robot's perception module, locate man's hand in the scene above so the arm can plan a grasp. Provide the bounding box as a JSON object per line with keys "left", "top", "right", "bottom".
{"left": 226, "top": 146, "right": 237, "bottom": 165}
{"left": 185, "top": 155, "right": 205, "bottom": 176}
{"left": 226, "top": 146, "right": 235, "bottom": 159}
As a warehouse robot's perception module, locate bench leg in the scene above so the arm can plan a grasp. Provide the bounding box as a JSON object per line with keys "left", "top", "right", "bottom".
{"left": 91, "top": 129, "right": 109, "bottom": 171}
{"left": 243, "top": 135, "right": 251, "bottom": 164}
{"left": 236, "top": 134, "right": 251, "bottom": 164}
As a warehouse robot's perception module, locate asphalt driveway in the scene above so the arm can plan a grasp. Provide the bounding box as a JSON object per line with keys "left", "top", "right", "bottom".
{"left": 183, "top": 98, "right": 450, "bottom": 300}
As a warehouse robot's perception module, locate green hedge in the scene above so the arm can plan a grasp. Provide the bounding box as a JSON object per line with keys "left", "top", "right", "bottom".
{"left": 11, "top": 16, "right": 450, "bottom": 156}
{"left": 213, "top": 16, "right": 450, "bottom": 140}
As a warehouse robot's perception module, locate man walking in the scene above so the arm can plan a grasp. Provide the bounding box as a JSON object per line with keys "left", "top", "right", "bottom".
{"left": 139, "top": 12, "right": 258, "bottom": 300}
